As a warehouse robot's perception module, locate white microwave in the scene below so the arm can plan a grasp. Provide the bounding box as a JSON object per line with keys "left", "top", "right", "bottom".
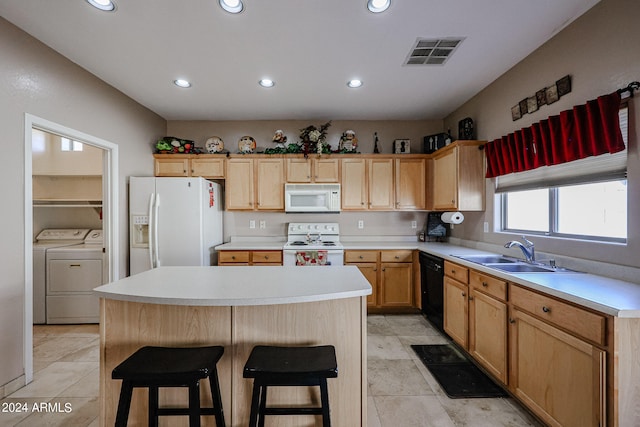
{"left": 284, "top": 183, "right": 341, "bottom": 213}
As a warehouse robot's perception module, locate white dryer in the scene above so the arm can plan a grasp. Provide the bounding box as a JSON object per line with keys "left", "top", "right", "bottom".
{"left": 33, "top": 229, "right": 90, "bottom": 324}
{"left": 45, "top": 229, "right": 104, "bottom": 324}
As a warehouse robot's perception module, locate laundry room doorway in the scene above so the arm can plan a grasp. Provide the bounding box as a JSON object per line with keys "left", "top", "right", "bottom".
{"left": 24, "top": 113, "right": 119, "bottom": 384}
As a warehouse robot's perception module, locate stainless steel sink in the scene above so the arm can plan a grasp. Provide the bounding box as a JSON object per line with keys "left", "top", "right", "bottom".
{"left": 453, "top": 254, "right": 579, "bottom": 273}
{"left": 453, "top": 254, "right": 517, "bottom": 264}
{"left": 488, "top": 263, "right": 555, "bottom": 273}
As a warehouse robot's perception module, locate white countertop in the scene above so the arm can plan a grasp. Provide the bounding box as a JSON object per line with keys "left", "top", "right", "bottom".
{"left": 217, "top": 238, "right": 640, "bottom": 317}
{"left": 94, "top": 265, "right": 371, "bottom": 306}
{"left": 415, "top": 242, "right": 640, "bottom": 318}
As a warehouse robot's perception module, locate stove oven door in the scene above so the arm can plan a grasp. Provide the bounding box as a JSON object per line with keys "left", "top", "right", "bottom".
{"left": 283, "top": 249, "right": 344, "bottom": 266}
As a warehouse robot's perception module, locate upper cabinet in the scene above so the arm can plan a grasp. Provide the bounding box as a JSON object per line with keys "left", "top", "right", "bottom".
{"left": 153, "top": 146, "right": 486, "bottom": 213}
{"left": 341, "top": 156, "right": 426, "bottom": 211}
{"left": 395, "top": 158, "right": 426, "bottom": 210}
{"left": 286, "top": 156, "right": 339, "bottom": 183}
{"left": 154, "top": 154, "right": 225, "bottom": 179}
{"left": 226, "top": 157, "right": 285, "bottom": 211}
{"left": 430, "top": 141, "right": 485, "bottom": 211}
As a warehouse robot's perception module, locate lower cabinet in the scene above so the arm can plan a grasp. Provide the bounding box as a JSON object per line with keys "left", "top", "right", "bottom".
{"left": 468, "top": 270, "right": 508, "bottom": 384}
{"left": 218, "top": 250, "right": 282, "bottom": 266}
{"left": 509, "top": 308, "right": 605, "bottom": 427}
{"left": 345, "top": 250, "right": 414, "bottom": 311}
{"left": 442, "top": 261, "right": 608, "bottom": 427}
{"left": 443, "top": 276, "right": 468, "bottom": 348}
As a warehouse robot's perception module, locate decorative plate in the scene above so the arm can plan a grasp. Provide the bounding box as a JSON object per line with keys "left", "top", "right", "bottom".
{"left": 205, "top": 136, "right": 224, "bottom": 153}
{"left": 238, "top": 136, "right": 257, "bottom": 153}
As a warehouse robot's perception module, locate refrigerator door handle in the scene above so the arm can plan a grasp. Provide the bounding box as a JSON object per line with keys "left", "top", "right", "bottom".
{"left": 147, "top": 192, "right": 156, "bottom": 269}
{"left": 152, "top": 193, "right": 160, "bottom": 267}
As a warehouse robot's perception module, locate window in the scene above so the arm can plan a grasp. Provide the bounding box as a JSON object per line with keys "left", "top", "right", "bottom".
{"left": 61, "top": 137, "right": 83, "bottom": 151}
{"left": 500, "top": 106, "right": 628, "bottom": 242}
{"left": 502, "top": 179, "right": 627, "bottom": 241}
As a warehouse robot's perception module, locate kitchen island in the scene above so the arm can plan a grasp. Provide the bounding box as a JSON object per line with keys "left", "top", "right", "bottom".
{"left": 94, "top": 265, "right": 371, "bottom": 426}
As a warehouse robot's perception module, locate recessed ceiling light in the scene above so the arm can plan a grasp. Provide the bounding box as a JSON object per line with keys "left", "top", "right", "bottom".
{"left": 367, "top": 0, "right": 390, "bottom": 13}
{"left": 219, "top": 0, "right": 244, "bottom": 14}
{"left": 86, "top": 0, "right": 116, "bottom": 12}
{"left": 347, "top": 79, "right": 363, "bottom": 88}
{"left": 259, "top": 79, "right": 275, "bottom": 88}
{"left": 174, "top": 79, "right": 192, "bottom": 88}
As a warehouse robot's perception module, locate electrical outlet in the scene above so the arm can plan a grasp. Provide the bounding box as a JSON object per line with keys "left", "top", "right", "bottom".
{"left": 411, "top": 221, "right": 417, "bottom": 229}
{"left": 249, "top": 220, "right": 256, "bottom": 229}
{"left": 483, "top": 221, "right": 489, "bottom": 233}
{"left": 259, "top": 220, "right": 266, "bottom": 229}
{"left": 358, "top": 220, "right": 364, "bottom": 229}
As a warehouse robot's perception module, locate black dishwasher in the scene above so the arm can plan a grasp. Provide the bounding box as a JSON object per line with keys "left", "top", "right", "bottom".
{"left": 419, "top": 252, "right": 444, "bottom": 332}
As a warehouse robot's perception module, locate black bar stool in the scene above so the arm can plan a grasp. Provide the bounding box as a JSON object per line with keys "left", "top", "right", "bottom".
{"left": 243, "top": 345, "right": 338, "bottom": 427}
{"left": 112, "top": 345, "right": 225, "bottom": 427}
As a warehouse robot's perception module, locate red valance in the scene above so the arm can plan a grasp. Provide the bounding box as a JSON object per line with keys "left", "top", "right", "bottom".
{"left": 485, "top": 91, "right": 625, "bottom": 178}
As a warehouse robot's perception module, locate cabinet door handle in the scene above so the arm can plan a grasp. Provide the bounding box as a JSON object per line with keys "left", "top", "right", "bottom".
{"left": 468, "top": 296, "right": 474, "bottom": 301}
{"left": 451, "top": 269, "right": 456, "bottom": 274}
{"left": 394, "top": 255, "right": 400, "bottom": 259}
{"left": 461, "top": 292, "right": 466, "bottom": 297}
{"left": 509, "top": 318, "right": 516, "bottom": 324}
{"left": 359, "top": 255, "right": 363, "bottom": 259}
{"left": 382, "top": 268, "right": 386, "bottom": 272}
{"left": 542, "top": 306, "right": 551, "bottom": 313}
{"left": 482, "top": 281, "right": 488, "bottom": 287}
{"left": 264, "top": 256, "right": 269, "bottom": 260}
{"left": 231, "top": 256, "right": 236, "bottom": 260}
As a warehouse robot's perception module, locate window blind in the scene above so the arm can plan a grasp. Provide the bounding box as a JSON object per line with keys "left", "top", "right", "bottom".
{"left": 495, "top": 106, "right": 628, "bottom": 193}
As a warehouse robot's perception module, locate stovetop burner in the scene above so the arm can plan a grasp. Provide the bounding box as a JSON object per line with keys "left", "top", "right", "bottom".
{"left": 290, "top": 241, "right": 308, "bottom": 246}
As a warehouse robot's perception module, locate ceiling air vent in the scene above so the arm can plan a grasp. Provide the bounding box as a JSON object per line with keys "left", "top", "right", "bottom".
{"left": 404, "top": 37, "right": 464, "bottom": 66}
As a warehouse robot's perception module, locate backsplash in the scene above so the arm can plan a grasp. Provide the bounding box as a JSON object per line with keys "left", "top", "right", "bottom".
{"left": 223, "top": 211, "right": 427, "bottom": 241}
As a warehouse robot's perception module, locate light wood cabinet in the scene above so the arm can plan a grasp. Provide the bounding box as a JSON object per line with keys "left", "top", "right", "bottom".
{"left": 340, "top": 158, "right": 368, "bottom": 210}
{"left": 226, "top": 158, "right": 285, "bottom": 211}
{"left": 443, "top": 275, "right": 469, "bottom": 348}
{"left": 344, "top": 250, "right": 414, "bottom": 311}
{"left": 225, "top": 158, "right": 254, "bottom": 210}
{"left": 340, "top": 156, "right": 427, "bottom": 211}
{"left": 395, "top": 158, "right": 426, "bottom": 210}
{"left": 154, "top": 154, "right": 225, "bottom": 178}
{"left": 430, "top": 141, "right": 485, "bottom": 211}
{"left": 442, "top": 262, "right": 609, "bottom": 426}
{"left": 469, "top": 270, "right": 508, "bottom": 384}
{"left": 218, "top": 250, "right": 282, "bottom": 266}
{"left": 368, "top": 158, "right": 395, "bottom": 210}
{"left": 509, "top": 307, "right": 605, "bottom": 427}
{"left": 286, "top": 157, "right": 339, "bottom": 183}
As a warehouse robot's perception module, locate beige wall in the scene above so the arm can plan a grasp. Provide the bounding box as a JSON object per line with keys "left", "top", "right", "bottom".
{"left": 0, "top": 18, "right": 165, "bottom": 389}
{"left": 443, "top": 0, "right": 640, "bottom": 270}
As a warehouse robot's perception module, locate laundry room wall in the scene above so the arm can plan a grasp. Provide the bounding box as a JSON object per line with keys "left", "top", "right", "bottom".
{"left": 0, "top": 17, "right": 165, "bottom": 396}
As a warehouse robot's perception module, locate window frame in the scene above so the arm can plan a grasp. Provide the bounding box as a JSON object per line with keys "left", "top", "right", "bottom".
{"left": 500, "top": 179, "right": 627, "bottom": 243}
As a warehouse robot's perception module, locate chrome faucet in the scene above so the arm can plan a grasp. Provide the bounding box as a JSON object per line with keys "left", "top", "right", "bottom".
{"left": 504, "top": 236, "right": 535, "bottom": 263}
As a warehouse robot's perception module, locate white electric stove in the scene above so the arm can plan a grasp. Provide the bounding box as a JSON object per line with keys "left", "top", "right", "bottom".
{"left": 283, "top": 223, "right": 344, "bottom": 266}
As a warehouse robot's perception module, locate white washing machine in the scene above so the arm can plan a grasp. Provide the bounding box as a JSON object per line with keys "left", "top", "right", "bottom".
{"left": 45, "top": 229, "right": 104, "bottom": 324}
{"left": 33, "top": 229, "right": 90, "bottom": 324}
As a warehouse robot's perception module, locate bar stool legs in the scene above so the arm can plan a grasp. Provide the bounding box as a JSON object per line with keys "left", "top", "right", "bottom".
{"left": 112, "top": 346, "right": 225, "bottom": 427}
{"left": 243, "top": 345, "right": 338, "bottom": 427}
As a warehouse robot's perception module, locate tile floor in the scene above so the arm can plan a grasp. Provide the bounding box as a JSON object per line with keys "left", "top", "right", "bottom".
{"left": 0, "top": 315, "right": 542, "bottom": 426}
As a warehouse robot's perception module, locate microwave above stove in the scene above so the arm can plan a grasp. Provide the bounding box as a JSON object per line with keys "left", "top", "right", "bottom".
{"left": 284, "top": 183, "right": 341, "bottom": 213}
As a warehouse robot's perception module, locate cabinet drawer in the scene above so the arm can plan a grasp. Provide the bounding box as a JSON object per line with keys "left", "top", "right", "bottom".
{"left": 510, "top": 285, "right": 606, "bottom": 346}
{"left": 252, "top": 251, "right": 282, "bottom": 264}
{"left": 381, "top": 250, "right": 413, "bottom": 263}
{"left": 470, "top": 271, "right": 507, "bottom": 301}
{"left": 444, "top": 261, "right": 469, "bottom": 284}
{"left": 218, "top": 251, "right": 250, "bottom": 263}
{"left": 345, "top": 250, "right": 378, "bottom": 263}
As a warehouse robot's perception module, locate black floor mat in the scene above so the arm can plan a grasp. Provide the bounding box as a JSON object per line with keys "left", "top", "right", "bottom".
{"left": 411, "top": 344, "right": 507, "bottom": 399}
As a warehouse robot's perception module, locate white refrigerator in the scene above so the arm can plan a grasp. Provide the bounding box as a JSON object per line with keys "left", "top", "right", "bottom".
{"left": 129, "top": 177, "right": 223, "bottom": 275}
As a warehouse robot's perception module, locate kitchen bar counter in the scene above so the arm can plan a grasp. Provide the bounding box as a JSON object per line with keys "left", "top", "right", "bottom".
{"left": 95, "top": 266, "right": 371, "bottom": 426}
